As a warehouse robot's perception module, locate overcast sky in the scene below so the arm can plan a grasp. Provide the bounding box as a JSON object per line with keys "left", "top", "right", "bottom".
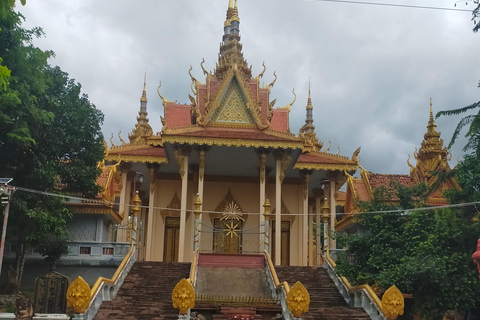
{"left": 16, "top": 0, "right": 480, "bottom": 175}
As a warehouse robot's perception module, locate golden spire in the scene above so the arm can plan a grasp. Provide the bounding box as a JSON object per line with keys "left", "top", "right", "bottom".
{"left": 306, "top": 80, "right": 313, "bottom": 110}
{"left": 426, "top": 97, "right": 437, "bottom": 134}
{"left": 128, "top": 73, "right": 153, "bottom": 144}
{"left": 140, "top": 70, "right": 147, "bottom": 103}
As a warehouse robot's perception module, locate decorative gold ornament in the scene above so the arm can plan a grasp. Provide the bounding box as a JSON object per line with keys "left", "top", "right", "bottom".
{"left": 286, "top": 281, "right": 310, "bottom": 318}
{"left": 224, "top": 221, "right": 240, "bottom": 239}
{"left": 381, "top": 285, "right": 404, "bottom": 320}
{"left": 172, "top": 278, "right": 195, "bottom": 315}
{"left": 66, "top": 276, "right": 91, "bottom": 314}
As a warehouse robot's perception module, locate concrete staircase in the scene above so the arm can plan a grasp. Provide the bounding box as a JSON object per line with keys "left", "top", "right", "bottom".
{"left": 93, "top": 261, "right": 191, "bottom": 320}
{"left": 275, "top": 266, "right": 371, "bottom": 320}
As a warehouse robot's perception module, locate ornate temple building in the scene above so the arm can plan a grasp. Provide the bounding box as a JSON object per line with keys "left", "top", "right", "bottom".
{"left": 337, "top": 99, "right": 458, "bottom": 232}
{"left": 63, "top": 1, "right": 456, "bottom": 271}
{"left": 89, "top": 0, "right": 360, "bottom": 267}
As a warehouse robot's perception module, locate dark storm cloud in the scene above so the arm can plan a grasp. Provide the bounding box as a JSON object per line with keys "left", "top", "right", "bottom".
{"left": 17, "top": 0, "right": 480, "bottom": 175}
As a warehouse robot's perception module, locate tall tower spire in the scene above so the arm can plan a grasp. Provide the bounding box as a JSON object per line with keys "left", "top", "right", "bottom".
{"left": 302, "top": 80, "right": 315, "bottom": 133}
{"left": 215, "top": 0, "right": 251, "bottom": 80}
{"left": 410, "top": 99, "right": 450, "bottom": 184}
{"left": 299, "top": 81, "right": 322, "bottom": 152}
{"left": 129, "top": 72, "right": 153, "bottom": 144}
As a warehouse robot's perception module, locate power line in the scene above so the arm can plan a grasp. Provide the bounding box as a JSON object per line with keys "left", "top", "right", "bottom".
{"left": 11, "top": 185, "right": 480, "bottom": 217}
{"left": 310, "top": 0, "right": 472, "bottom": 12}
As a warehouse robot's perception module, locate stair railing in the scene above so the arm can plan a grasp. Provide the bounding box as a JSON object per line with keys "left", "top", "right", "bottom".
{"left": 72, "top": 242, "right": 136, "bottom": 320}
{"left": 264, "top": 251, "right": 295, "bottom": 320}
{"left": 189, "top": 248, "right": 199, "bottom": 286}
{"left": 324, "top": 247, "right": 404, "bottom": 320}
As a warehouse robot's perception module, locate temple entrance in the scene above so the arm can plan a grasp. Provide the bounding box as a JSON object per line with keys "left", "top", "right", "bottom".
{"left": 271, "top": 221, "right": 290, "bottom": 266}
{"left": 213, "top": 218, "right": 244, "bottom": 254}
{"left": 163, "top": 217, "right": 180, "bottom": 262}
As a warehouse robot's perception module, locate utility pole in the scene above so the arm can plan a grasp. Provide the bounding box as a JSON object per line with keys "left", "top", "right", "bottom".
{"left": 0, "top": 178, "right": 14, "bottom": 278}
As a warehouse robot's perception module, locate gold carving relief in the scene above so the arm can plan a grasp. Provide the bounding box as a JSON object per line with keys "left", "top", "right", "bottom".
{"left": 66, "top": 276, "right": 91, "bottom": 314}
{"left": 198, "top": 150, "right": 206, "bottom": 181}
{"left": 172, "top": 278, "right": 195, "bottom": 315}
{"left": 280, "top": 154, "right": 292, "bottom": 183}
{"left": 272, "top": 198, "right": 296, "bottom": 224}
{"left": 161, "top": 192, "right": 181, "bottom": 219}
{"left": 210, "top": 189, "right": 246, "bottom": 223}
{"left": 287, "top": 281, "right": 310, "bottom": 318}
{"left": 174, "top": 149, "right": 185, "bottom": 178}
{"left": 381, "top": 285, "right": 404, "bottom": 320}
{"left": 259, "top": 153, "right": 267, "bottom": 184}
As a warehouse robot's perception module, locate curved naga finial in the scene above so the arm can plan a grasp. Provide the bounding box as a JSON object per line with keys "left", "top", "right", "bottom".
{"left": 157, "top": 81, "right": 170, "bottom": 107}
{"left": 118, "top": 130, "right": 127, "bottom": 146}
{"left": 256, "top": 61, "right": 266, "bottom": 82}
{"left": 325, "top": 140, "right": 332, "bottom": 153}
{"left": 335, "top": 146, "right": 340, "bottom": 156}
{"left": 407, "top": 155, "right": 414, "bottom": 169}
{"left": 267, "top": 71, "right": 277, "bottom": 91}
{"left": 413, "top": 147, "right": 418, "bottom": 160}
{"left": 352, "top": 146, "right": 361, "bottom": 163}
{"left": 109, "top": 133, "right": 116, "bottom": 148}
{"left": 200, "top": 58, "right": 209, "bottom": 76}
{"left": 283, "top": 88, "right": 296, "bottom": 111}
{"left": 188, "top": 65, "right": 198, "bottom": 96}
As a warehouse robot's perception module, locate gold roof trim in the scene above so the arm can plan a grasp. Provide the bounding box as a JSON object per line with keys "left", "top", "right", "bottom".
{"left": 66, "top": 202, "right": 122, "bottom": 223}
{"left": 162, "top": 135, "right": 304, "bottom": 149}
{"left": 105, "top": 154, "right": 168, "bottom": 164}
{"left": 293, "top": 163, "right": 357, "bottom": 171}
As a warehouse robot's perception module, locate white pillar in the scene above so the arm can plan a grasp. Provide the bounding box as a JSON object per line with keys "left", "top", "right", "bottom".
{"left": 118, "top": 171, "right": 132, "bottom": 243}
{"left": 145, "top": 166, "right": 158, "bottom": 261}
{"left": 197, "top": 149, "right": 205, "bottom": 250}
{"left": 275, "top": 158, "right": 282, "bottom": 266}
{"left": 178, "top": 153, "right": 189, "bottom": 262}
{"left": 308, "top": 204, "right": 314, "bottom": 267}
{"left": 315, "top": 192, "right": 321, "bottom": 266}
{"left": 302, "top": 173, "right": 309, "bottom": 267}
{"left": 258, "top": 152, "right": 267, "bottom": 253}
{"left": 329, "top": 179, "right": 336, "bottom": 250}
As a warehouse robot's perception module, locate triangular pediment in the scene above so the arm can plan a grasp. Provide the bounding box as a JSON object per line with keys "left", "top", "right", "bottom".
{"left": 208, "top": 77, "right": 255, "bottom": 126}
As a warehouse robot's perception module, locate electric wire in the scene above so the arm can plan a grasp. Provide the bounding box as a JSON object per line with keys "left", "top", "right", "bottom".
{"left": 309, "top": 0, "right": 472, "bottom": 12}
{"left": 10, "top": 185, "right": 480, "bottom": 217}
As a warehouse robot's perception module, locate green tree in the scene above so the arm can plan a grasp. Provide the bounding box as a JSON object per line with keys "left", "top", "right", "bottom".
{"left": 0, "top": 8, "right": 104, "bottom": 291}
{"left": 336, "top": 183, "right": 480, "bottom": 319}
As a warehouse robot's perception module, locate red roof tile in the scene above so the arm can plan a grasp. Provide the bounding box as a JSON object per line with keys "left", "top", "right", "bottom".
{"left": 368, "top": 173, "right": 414, "bottom": 190}
{"left": 352, "top": 179, "right": 370, "bottom": 201}
{"left": 336, "top": 191, "right": 346, "bottom": 202}
{"left": 96, "top": 167, "right": 111, "bottom": 188}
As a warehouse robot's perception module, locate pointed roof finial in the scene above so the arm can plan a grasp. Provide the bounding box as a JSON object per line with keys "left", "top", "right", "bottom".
{"left": 229, "top": 0, "right": 234, "bottom": 8}
{"left": 141, "top": 69, "right": 147, "bottom": 102}
{"left": 307, "top": 79, "right": 312, "bottom": 110}
{"left": 427, "top": 98, "right": 437, "bottom": 134}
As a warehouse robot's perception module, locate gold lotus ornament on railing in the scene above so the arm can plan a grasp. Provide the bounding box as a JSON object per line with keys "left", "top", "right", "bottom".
{"left": 382, "top": 285, "right": 404, "bottom": 320}
{"left": 66, "top": 276, "right": 92, "bottom": 314}
{"left": 286, "top": 281, "right": 310, "bottom": 318}
{"left": 172, "top": 278, "right": 195, "bottom": 315}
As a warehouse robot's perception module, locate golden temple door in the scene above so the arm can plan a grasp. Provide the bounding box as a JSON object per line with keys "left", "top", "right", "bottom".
{"left": 271, "top": 221, "right": 290, "bottom": 266}
{"left": 163, "top": 217, "right": 180, "bottom": 262}
{"left": 213, "top": 218, "right": 244, "bottom": 254}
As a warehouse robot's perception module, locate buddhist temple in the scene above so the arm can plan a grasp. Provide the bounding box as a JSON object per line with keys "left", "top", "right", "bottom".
{"left": 338, "top": 99, "right": 459, "bottom": 232}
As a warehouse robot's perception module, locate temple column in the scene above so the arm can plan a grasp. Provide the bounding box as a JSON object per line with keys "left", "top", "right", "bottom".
{"left": 274, "top": 151, "right": 290, "bottom": 265}
{"left": 196, "top": 147, "right": 208, "bottom": 251}
{"left": 300, "top": 170, "right": 311, "bottom": 267}
{"left": 314, "top": 189, "right": 322, "bottom": 266}
{"left": 329, "top": 176, "right": 337, "bottom": 250}
{"left": 117, "top": 164, "right": 132, "bottom": 243}
{"left": 308, "top": 203, "right": 314, "bottom": 267}
{"left": 257, "top": 149, "right": 268, "bottom": 253}
{"left": 176, "top": 147, "right": 191, "bottom": 263}
{"left": 146, "top": 164, "right": 159, "bottom": 261}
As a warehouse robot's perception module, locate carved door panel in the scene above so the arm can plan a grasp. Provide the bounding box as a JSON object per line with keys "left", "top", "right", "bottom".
{"left": 164, "top": 217, "right": 180, "bottom": 262}
{"left": 213, "top": 218, "right": 243, "bottom": 254}
{"left": 271, "top": 221, "right": 290, "bottom": 266}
